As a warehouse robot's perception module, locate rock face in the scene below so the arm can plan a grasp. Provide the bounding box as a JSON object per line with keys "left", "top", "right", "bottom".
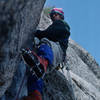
{"left": 0, "top": 0, "right": 46, "bottom": 98}
{"left": 0, "top": 0, "right": 100, "bottom": 100}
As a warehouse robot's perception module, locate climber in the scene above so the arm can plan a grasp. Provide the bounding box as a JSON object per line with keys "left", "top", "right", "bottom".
{"left": 34, "top": 7, "right": 70, "bottom": 71}
{"left": 21, "top": 8, "right": 70, "bottom": 100}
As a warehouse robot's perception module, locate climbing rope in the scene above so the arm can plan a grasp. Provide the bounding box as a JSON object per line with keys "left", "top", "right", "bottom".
{"left": 14, "top": 70, "right": 26, "bottom": 100}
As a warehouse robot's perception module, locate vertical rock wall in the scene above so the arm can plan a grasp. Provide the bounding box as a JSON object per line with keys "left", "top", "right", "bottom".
{"left": 0, "top": 0, "right": 46, "bottom": 97}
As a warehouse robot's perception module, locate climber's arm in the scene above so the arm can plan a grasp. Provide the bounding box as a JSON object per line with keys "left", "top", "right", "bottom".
{"left": 35, "top": 20, "right": 70, "bottom": 41}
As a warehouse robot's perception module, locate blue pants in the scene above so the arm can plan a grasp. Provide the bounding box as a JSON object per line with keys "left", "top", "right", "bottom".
{"left": 37, "top": 44, "right": 53, "bottom": 65}
{"left": 27, "top": 74, "right": 44, "bottom": 94}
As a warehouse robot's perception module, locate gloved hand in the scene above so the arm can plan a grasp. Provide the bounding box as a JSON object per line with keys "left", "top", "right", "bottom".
{"left": 33, "top": 37, "right": 40, "bottom": 46}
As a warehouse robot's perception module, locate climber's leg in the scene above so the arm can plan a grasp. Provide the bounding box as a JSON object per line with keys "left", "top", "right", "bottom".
{"left": 27, "top": 74, "right": 44, "bottom": 94}
{"left": 40, "top": 38, "right": 63, "bottom": 71}
{"left": 22, "top": 75, "right": 43, "bottom": 100}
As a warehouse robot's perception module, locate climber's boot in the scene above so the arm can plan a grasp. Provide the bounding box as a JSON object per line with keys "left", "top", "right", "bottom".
{"left": 21, "top": 48, "right": 48, "bottom": 78}
{"left": 22, "top": 90, "right": 42, "bottom": 100}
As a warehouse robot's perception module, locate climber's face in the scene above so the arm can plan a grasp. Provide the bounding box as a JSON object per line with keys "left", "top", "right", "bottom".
{"left": 52, "top": 13, "right": 62, "bottom": 21}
